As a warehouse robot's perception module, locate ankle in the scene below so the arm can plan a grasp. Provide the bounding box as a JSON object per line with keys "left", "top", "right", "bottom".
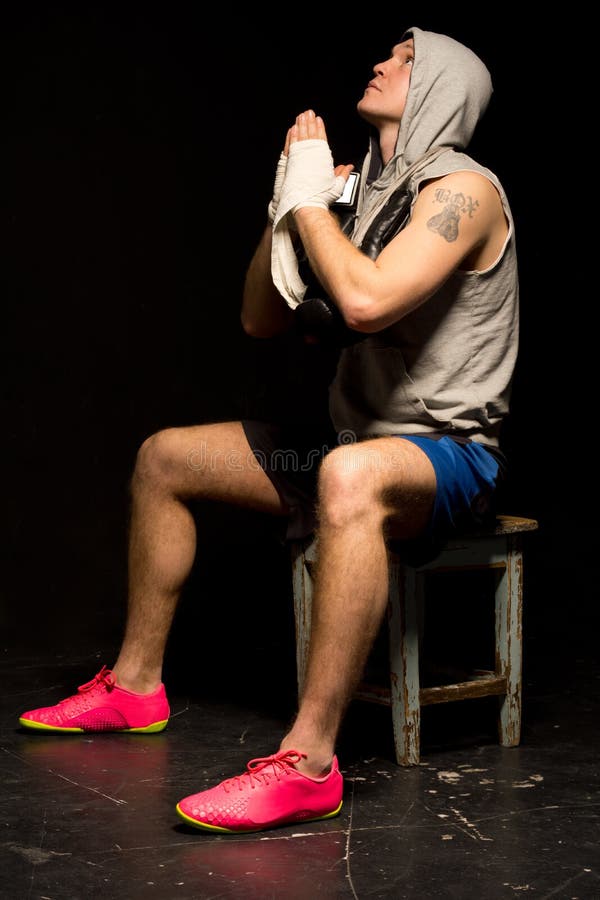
{"left": 112, "top": 664, "right": 162, "bottom": 695}
{"left": 280, "top": 738, "right": 334, "bottom": 778}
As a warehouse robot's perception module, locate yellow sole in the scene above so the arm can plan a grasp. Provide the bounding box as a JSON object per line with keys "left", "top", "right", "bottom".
{"left": 175, "top": 799, "right": 343, "bottom": 834}
{"left": 19, "top": 717, "right": 169, "bottom": 734}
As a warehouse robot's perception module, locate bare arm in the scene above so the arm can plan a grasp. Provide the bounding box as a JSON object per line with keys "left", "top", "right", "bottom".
{"left": 290, "top": 112, "right": 507, "bottom": 332}
{"left": 240, "top": 224, "right": 294, "bottom": 338}
{"left": 240, "top": 129, "right": 296, "bottom": 339}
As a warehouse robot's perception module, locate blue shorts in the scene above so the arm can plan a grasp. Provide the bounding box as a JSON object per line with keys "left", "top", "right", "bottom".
{"left": 400, "top": 435, "right": 501, "bottom": 536}
{"left": 397, "top": 435, "right": 502, "bottom": 564}
{"left": 241, "top": 420, "right": 505, "bottom": 564}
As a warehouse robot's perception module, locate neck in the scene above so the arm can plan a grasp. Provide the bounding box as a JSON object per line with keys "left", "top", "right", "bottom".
{"left": 378, "top": 122, "right": 400, "bottom": 166}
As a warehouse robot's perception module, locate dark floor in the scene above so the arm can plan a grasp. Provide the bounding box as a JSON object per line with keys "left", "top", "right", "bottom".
{"left": 2, "top": 7, "right": 593, "bottom": 897}
{"left": 1, "top": 508, "right": 598, "bottom": 900}
{"left": 2, "top": 620, "right": 600, "bottom": 900}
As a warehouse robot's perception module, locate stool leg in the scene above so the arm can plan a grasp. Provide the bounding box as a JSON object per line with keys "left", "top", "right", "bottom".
{"left": 291, "top": 542, "right": 312, "bottom": 697}
{"left": 388, "top": 561, "right": 422, "bottom": 765}
{"left": 495, "top": 535, "right": 523, "bottom": 746}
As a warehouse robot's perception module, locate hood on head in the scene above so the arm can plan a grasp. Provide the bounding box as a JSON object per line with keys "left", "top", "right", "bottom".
{"left": 395, "top": 26, "right": 493, "bottom": 171}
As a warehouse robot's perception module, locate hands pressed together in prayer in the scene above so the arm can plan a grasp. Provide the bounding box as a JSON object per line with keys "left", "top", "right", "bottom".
{"left": 268, "top": 109, "right": 354, "bottom": 227}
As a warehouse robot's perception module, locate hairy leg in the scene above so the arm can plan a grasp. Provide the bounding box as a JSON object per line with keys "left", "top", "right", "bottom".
{"left": 281, "top": 437, "right": 436, "bottom": 775}
{"left": 113, "top": 421, "right": 288, "bottom": 692}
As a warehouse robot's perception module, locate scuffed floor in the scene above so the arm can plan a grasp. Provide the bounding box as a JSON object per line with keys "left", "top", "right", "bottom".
{"left": 2, "top": 647, "right": 599, "bottom": 900}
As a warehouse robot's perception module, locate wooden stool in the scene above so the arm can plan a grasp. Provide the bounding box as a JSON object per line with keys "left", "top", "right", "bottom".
{"left": 291, "top": 514, "right": 539, "bottom": 765}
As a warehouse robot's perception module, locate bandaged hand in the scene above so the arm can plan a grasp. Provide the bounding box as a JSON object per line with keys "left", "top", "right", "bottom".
{"left": 270, "top": 111, "right": 349, "bottom": 309}
{"left": 274, "top": 139, "right": 346, "bottom": 224}
{"left": 267, "top": 152, "right": 288, "bottom": 224}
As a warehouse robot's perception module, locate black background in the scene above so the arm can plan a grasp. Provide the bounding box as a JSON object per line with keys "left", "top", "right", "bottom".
{"left": 2, "top": 7, "right": 592, "bottom": 671}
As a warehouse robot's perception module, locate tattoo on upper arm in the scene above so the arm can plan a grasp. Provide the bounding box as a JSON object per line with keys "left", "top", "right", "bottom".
{"left": 426, "top": 189, "right": 480, "bottom": 243}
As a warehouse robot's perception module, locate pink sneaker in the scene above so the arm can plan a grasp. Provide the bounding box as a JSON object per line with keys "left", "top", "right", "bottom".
{"left": 19, "top": 666, "right": 170, "bottom": 734}
{"left": 176, "top": 749, "right": 343, "bottom": 834}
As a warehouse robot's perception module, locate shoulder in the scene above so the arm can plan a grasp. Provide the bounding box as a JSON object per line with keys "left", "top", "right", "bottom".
{"left": 417, "top": 170, "right": 503, "bottom": 210}
{"left": 411, "top": 170, "right": 506, "bottom": 239}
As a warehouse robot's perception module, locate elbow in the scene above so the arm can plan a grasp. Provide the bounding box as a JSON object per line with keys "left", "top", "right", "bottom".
{"left": 240, "top": 313, "right": 284, "bottom": 339}
{"left": 241, "top": 316, "right": 269, "bottom": 339}
{"left": 343, "top": 300, "right": 383, "bottom": 334}
{"left": 343, "top": 294, "right": 410, "bottom": 334}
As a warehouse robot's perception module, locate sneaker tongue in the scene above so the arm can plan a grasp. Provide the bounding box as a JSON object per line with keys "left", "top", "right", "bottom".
{"left": 223, "top": 750, "right": 309, "bottom": 793}
{"left": 276, "top": 750, "right": 303, "bottom": 766}
{"left": 78, "top": 667, "right": 115, "bottom": 693}
{"left": 247, "top": 749, "right": 305, "bottom": 776}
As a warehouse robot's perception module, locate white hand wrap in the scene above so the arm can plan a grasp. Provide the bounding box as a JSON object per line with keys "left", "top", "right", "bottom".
{"left": 271, "top": 140, "right": 345, "bottom": 309}
{"left": 274, "top": 140, "right": 346, "bottom": 224}
{"left": 267, "top": 152, "right": 288, "bottom": 224}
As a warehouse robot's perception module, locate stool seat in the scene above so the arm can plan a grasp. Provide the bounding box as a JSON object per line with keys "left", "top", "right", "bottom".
{"left": 291, "top": 514, "right": 539, "bottom": 765}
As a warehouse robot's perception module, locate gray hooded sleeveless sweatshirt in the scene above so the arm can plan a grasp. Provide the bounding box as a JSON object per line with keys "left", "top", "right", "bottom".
{"left": 328, "top": 27, "right": 519, "bottom": 450}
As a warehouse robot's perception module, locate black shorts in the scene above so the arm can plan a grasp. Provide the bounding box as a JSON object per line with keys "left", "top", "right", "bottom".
{"left": 241, "top": 419, "right": 338, "bottom": 541}
{"left": 241, "top": 419, "right": 506, "bottom": 565}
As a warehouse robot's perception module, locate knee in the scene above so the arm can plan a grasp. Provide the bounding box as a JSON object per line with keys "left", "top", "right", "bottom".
{"left": 317, "top": 445, "right": 383, "bottom": 529}
{"left": 132, "top": 428, "right": 183, "bottom": 493}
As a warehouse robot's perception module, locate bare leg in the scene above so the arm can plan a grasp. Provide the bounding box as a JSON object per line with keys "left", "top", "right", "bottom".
{"left": 281, "top": 438, "right": 437, "bottom": 775}
{"left": 112, "top": 422, "right": 288, "bottom": 692}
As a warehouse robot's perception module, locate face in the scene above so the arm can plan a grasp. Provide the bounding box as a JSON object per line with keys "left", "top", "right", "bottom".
{"left": 357, "top": 38, "right": 415, "bottom": 127}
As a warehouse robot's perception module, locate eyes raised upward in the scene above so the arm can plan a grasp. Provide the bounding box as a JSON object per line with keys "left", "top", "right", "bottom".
{"left": 388, "top": 39, "right": 415, "bottom": 67}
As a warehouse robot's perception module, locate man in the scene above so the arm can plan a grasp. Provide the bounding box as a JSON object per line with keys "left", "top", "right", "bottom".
{"left": 19, "top": 27, "right": 518, "bottom": 834}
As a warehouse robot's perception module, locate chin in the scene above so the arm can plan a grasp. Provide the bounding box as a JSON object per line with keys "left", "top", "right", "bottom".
{"left": 356, "top": 100, "right": 377, "bottom": 125}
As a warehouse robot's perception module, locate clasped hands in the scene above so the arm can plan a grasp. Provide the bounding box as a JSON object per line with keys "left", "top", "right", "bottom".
{"left": 268, "top": 109, "right": 354, "bottom": 227}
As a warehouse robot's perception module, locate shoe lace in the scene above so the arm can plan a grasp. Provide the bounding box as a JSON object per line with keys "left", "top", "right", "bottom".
{"left": 77, "top": 666, "right": 116, "bottom": 694}
{"left": 224, "top": 749, "right": 307, "bottom": 793}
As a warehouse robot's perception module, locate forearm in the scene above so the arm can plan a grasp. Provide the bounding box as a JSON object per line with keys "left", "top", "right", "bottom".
{"left": 241, "top": 225, "right": 294, "bottom": 338}
{"left": 293, "top": 206, "right": 376, "bottom": 331}
{"left": 296, "top": 170, "right": 504, "bottom": 333}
